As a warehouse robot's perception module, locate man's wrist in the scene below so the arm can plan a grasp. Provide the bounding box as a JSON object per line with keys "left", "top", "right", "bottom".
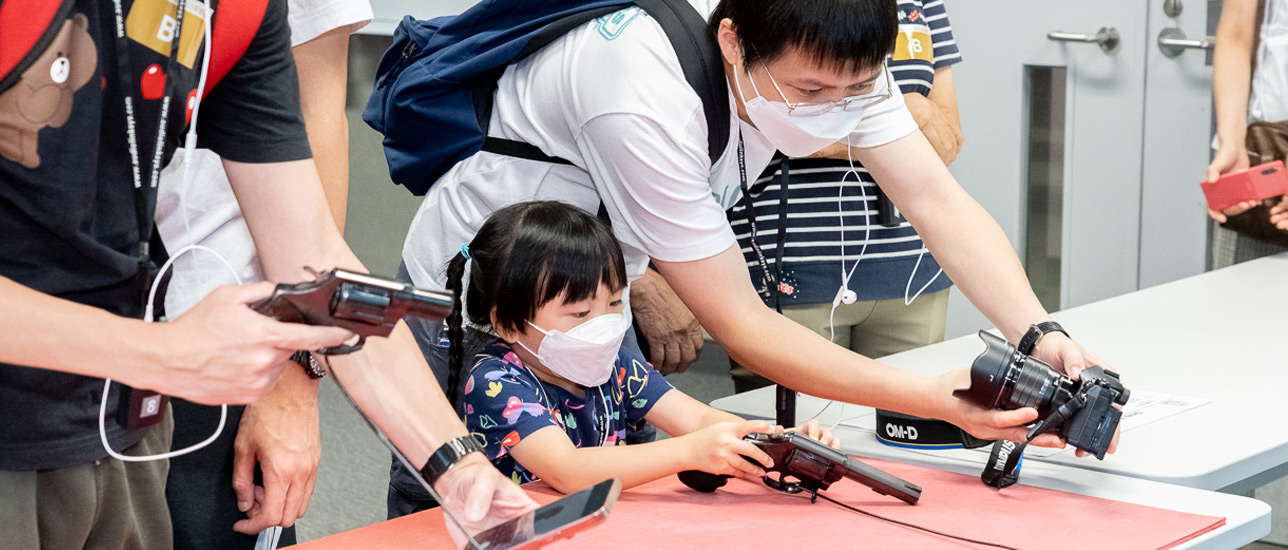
{"left": 1018, "top": 321, "right": 1069, "bottom": 356}
{"left": 268, "top": 360, "right": 321, "bottom": 399}
{"left": 144, "top": 321, "right": 190, "bottom": 378}
{"left": 912, "top": 374, "right": 954, "bottom": 423}
{"left": 422, "top": 435, "right": 486, "bottom": 488}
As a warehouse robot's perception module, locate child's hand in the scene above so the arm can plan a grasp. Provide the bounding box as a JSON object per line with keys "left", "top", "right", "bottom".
{"left": 685, "top": 420, "right": 776, "bottom": 481}
{"left": 784, "top": 419, "right": 842, "bottom": 449}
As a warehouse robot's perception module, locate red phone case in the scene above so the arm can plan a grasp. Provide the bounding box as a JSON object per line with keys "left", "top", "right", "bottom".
{"left": 1201, "top": 160, "right": 1288, "bottom": 211}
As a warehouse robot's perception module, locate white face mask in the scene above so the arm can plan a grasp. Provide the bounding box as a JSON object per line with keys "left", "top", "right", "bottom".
{"left": 517, "top": 313, "right": 628, "bottom": 387}
{"left": 733, "top": 63, "right": 867, "bottom": 157}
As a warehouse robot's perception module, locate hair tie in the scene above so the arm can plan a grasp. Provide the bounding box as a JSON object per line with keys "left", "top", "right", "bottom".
{"left": 461, "top": 243, "right": 471, "bottom": 260}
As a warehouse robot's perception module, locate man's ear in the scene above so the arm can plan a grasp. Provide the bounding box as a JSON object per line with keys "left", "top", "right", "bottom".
{"left": 716, "top": 18, "right": 743, "bottom": 67}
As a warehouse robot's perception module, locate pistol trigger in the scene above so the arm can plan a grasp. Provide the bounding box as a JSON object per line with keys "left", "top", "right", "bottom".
{"left": 318, "top": 336, "right": 365, "bottom": 356}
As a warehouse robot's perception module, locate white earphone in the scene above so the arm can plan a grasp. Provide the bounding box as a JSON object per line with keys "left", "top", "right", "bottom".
{"left": 831, "top": 136, "right": 871, "bottom": 309}
{"left": 99, "top": 0, "right": 228, "bottom": 463}
{"left": 836, "top": 287, "right": 858, "bottom": 305}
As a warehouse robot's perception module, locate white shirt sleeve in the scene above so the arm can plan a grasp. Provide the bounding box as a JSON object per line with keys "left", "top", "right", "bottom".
{"left": 846, "top": 78, "right": 920, "bottom": 148}
{"left": 286, "top": 0, "right": 374, "bottom": 47}
{"left": 574, "top": 112, "right": 736, "bottom": 264}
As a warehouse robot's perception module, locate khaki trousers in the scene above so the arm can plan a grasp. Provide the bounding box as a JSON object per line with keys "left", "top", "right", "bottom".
{"left": 730, "top": 289, "right": 951, "bottom": 393}
{"left": 0, "top": 410, "right": 174, "bottom": 550}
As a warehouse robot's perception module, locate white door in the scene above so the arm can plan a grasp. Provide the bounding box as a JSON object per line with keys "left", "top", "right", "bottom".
{"left": 943, "top": 1, "right": 1215, "bottom": 336}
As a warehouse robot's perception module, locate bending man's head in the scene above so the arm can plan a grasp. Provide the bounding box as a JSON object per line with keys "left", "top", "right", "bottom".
{"left": 709, "top": 0, "right": 897, "bottom": 79}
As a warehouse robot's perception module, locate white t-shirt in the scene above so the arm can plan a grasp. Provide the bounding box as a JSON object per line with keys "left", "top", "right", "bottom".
{"left": 1250, "top": 0, "right": 1288, "bottom": 123}
{"left": 401, "top": 0, "right": 919, "bottom": 291}
{"left": 155, "top": 0, "right": 372, "bottom": 317}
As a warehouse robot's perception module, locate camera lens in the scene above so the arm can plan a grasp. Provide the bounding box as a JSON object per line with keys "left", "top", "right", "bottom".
{"left": 1008, "top": 355, "right": 1075, "bottom": 418}
{"left": 955, "top": 331, "right": 1077, "bottom": 418}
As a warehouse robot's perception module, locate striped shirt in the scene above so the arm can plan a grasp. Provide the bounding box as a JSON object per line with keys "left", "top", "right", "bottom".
{"left": 729, "top": 0, "right": 962, "bottom": 306}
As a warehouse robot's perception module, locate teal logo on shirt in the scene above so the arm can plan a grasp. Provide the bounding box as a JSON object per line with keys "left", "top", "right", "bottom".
{"left": 597, "top": 7, "right": 644, "bottom": 41}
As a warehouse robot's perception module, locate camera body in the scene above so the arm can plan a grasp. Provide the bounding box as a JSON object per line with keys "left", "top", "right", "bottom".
{"left": 954, "top": 331, "right": 1129, "bottom": 459}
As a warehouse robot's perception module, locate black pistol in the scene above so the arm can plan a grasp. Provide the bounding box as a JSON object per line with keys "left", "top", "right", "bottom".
{"left": 679, "top": 431, "right": 922, "bottom": 505}
{"left": 251, "top": 268, "right": 452, "bottom": 354}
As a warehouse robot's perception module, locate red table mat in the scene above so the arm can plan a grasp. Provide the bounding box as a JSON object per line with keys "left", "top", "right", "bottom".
{"left": 297, "top": 457, "right": 1224, "bottom": 550}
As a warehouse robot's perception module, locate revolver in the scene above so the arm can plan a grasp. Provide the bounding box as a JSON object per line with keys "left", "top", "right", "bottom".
{"left": 250, "top": 268, "right": 452, "bottom": 354}
{"left": 678, "top": 431, "right": 922, "bottom": 505}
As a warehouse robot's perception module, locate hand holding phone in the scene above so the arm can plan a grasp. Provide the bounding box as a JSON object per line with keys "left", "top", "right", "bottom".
{"left": 1201, "top": 160, "right": 1288, "bottom": 211}
{"left": 465, "top": 479, "right": 621, "bottom": 550}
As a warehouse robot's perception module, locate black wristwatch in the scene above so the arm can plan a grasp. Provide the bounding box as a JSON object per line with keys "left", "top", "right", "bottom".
{"left": 420, "top": 435, "right": 485, "bottom": 487}
{"left": 291, "top": 351, "right": 327, "bottom": 380}
{"left": 1017, "top": 321, "right": 1069, "bottom": 356}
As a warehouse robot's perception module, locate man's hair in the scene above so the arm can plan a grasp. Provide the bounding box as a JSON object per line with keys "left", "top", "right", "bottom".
{"left": 708, "top": 0, "right": 897, "bottom": 74}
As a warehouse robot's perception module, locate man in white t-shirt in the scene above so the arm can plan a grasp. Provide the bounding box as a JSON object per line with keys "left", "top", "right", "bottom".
{"left": 155, "top": 1, "right": 374, "bottom": 547}
{"left": 394, "top": 0, "right": 1117, "bottom": 514}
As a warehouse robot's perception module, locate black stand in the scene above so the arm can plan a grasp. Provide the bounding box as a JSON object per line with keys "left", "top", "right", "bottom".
{"left": 776, "top": 384, "right": 795, "bottom": 427}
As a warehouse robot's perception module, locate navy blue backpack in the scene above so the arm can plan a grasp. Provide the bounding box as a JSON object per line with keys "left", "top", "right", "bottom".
{"left": 362, "top": 0, "right": 730, "bottom": 196}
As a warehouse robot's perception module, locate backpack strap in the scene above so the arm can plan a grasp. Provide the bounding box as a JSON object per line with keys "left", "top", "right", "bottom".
{"left": 635, "top": 0, "right": 729, "bottom": 165}
{"left": 479, "top": 0, "right": 729, "bottom": 168}
{"left": 477, "top": 3, "right": 625, "bottom": 166}
{"left": 482, "top": 137, "right": 575, "bottom": 165}
{"left": 202, "top": 0, "right": 270, "bottom": 97}
{"left": 0, "top": 0, "right": 77, "bottom": 94}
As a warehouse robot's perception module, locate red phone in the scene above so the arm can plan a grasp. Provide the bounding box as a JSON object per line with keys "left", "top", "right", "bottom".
{"left": 1201, "top": 160, "right": 1288, "bottom": 211}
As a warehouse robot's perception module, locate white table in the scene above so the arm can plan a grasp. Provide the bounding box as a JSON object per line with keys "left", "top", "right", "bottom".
{"left": 714, "top": 253, "right": 1288, "bottom": 495}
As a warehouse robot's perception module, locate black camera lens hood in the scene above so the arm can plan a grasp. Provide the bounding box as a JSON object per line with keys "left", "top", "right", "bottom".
{"left": 953, "top": 331, "right": 1015, "bottom": 409}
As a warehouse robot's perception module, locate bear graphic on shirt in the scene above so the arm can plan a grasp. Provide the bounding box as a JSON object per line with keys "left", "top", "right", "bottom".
{"left": 0, "top": 13, "right": 98, "bottom": 169}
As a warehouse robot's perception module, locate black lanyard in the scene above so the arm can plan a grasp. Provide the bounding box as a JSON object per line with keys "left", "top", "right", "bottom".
{"left": 736, "top": 141, "right": 793, "bottom": 313}
{"left": 736, "top": 139, "right": 797, "bottom": 427}
{"left": 109, "top": 0, "right": 188, "bottom": 266}
{"left": 736, "top": 135, "right": 775, "bottom": 301}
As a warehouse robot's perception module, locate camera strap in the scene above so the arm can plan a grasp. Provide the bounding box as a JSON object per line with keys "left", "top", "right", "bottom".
{"left": 873, "top": 409, "right": 1024, "bottom": 488}
{"left": 980, "top": 440, "right": 1025, "bottom": 488}
{"left": 875, "top": 410, "right": 992, "bottom": 450}
{"left": 981, "top": 393, "right": 1087, "bottom": 488}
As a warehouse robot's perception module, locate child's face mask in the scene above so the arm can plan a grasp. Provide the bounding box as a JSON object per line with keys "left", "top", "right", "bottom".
{"left": 518, "top": 313, "right": 629, "bottom": 387}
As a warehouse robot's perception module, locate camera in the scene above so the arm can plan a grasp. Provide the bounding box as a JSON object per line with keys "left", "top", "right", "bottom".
{"left": 953, "top": 331, "right": 1130, "bottom": 459}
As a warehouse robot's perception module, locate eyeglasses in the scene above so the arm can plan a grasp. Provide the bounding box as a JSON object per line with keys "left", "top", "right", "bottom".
{"left": 761, "top": 63, "right": 894, "bottom": 117}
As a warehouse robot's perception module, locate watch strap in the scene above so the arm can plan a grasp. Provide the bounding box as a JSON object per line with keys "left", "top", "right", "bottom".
{"left": 420, "top": 435, "right": 485, "bottom": 487}
{"left": 291, "top": 350, "right": 327, "bottom": 380}
{"left": 1017, "top": 321, "right": 1069, "bottom": 356}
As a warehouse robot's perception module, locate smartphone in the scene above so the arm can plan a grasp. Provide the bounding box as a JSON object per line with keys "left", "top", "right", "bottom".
{"left": 1201, "top": 160, "right": 1288, "bottom": 211}
{"left": 466, "top": 478, "right": 621, "bottom": 550}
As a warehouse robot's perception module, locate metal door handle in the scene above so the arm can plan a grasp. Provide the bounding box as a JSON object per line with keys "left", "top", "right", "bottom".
{"left": 1047, "top": 27, "right": 1120, "bottom": 51}
{"left": 1158, "top": 27, "right": 1214, "bottom": 58}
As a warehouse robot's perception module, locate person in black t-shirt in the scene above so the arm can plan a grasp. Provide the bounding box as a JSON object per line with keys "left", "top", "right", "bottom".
{"left": 0, "top": 0, "right": 535, "bottom": 547}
